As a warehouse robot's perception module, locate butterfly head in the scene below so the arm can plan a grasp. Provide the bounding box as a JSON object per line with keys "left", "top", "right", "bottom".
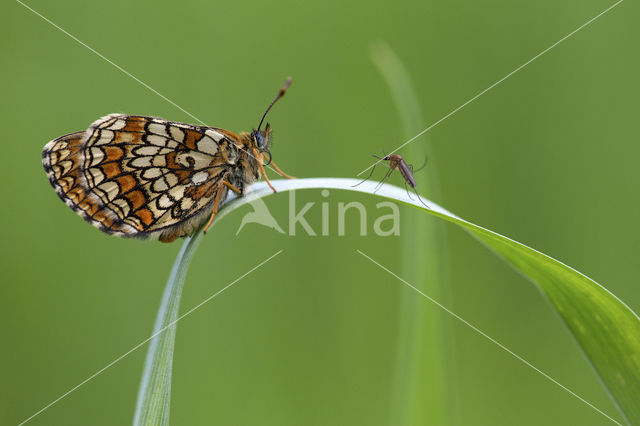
{"left": 251, "top": 123, "right": 272, "bottom": 152}
{"left": 252, "top": 77, "right": 290, "bottom": 154}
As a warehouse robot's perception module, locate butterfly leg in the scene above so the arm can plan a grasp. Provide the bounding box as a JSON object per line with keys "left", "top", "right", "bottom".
{"left": 203, "top": 182, "right": 227, "bottom": 234}
{"left": 253, "top": 147, "right": 277, "bottom": 193}
{"left": 222, "top": 180, "right": 242, "bottom": 194}
{"left": 270, "top": 161, "right": 296, "bottom": 179}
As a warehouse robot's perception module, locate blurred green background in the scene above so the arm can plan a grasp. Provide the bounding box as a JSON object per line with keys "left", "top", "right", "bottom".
{"left": 1, "top": 0, "right": 638, "bottom": 424}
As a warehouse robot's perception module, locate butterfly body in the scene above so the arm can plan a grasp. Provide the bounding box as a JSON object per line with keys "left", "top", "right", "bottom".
{"left": 43, "top": 78, "right": 293, "bottom": 242}
{"left": 42, "top": 114, "right": 276, "bottom": 242}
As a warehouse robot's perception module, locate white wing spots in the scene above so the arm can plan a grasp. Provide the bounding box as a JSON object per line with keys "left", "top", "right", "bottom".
{"left": 165, "top": 173, "right": 178, "bottom": 187}
{"left": 54, "top": 160, "right": 73, "bottom": 178}
{"left": 150, "top": 198, "right": 168, "bottom": 214}
{"left": 180, "top": 197, "right": 195, "bottom": 210}
{"left": 87, "top": 167, "right": 105, "bottom": 186}
{"left": 58, "top": 176, "right": 74, "bottom": 192}
{"left": 142, "top": 168, "right": 163, "bottom": 179}
{"left": 148, "top": 122, "right": 168, "bottom": 137}
{"left": 147, "top": 135, "right": 168, "bottom": 147}
{"left": 147, "top": 134, "right": 179, "bottom": 149}
{"left": 97, "top": 182, "right": 119, "bottom": 202}
{"left": 111, "top": 198, "right": 131, "bottom": 217}
{"left": 158, "top": 193, "right": 173, "bottom": 209}
{"left": 152, "top": 155, "right": 166, "bottom": 167}
{"left": 130, "top": 156, "right": 153, "bottom": 168}
{"left": 176, "top": 151, "right": 211, "bottom": 169}
{"left": 93, "top": 129, "right": 115, "bottom": 145}
{"left": 205, "top": 129, "right": 225, "bottom": 142}
{"left": 169, "top": 184, "right": 185, "bottom": 201}
{"left": 153, "top": 177, "right": 169, "bottom": 192}
{"left": 89, "top": 147, "right": 105, "bottom": 166}
{"left": 54, "top": 148, "right": 71, "bottom": 162}
{"left": 134, "top": 146, "right": 161, "bottom": 156}
{"left": 197, "top": 135, "right": 218, "bottom": 155}
{"left": 169, "top": 126, "right": 185, "bottom": 143}
{"left": 103, "top": 116, "right": 127, "bottom": 130}
{"left": 155, "top": 208, "right": 176, "bottom": 225}
{"left": 191, "top": 171, "right": 209, "bottom": 185}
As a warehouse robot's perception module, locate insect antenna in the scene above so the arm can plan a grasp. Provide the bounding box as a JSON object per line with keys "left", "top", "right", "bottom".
{"left": 257, "top": 77, "right": 292, "bottom": 132}
{"left": 352, "top": 155, "right": 383, "bottom": 187}
{"left": 263, "top": 149, "right": 273, "bottom": 166}
{"left": 413, "top": 155, "right": 429, "bottom": 173}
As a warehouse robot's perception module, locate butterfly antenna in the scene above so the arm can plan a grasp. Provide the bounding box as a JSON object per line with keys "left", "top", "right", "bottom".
{"left": 257, "top": 77, "right": 292, "bottom": 132}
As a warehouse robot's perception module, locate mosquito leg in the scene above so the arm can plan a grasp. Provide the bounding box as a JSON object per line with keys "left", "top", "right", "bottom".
{"left": 353, "top": 163, "right": 379, "bottom": 187}
{"left": 404, "top": 181, "right": 414, "bottom": 200}
{"left": 415, "top": 190, "right": 431, "bottom": 209}
{"left": 374, "top": 168, "right": 393, "bottom": 193}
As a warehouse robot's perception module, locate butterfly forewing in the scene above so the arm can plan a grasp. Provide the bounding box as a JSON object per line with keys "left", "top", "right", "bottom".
{"left": 43, "top": 114, "right": 239, "bottom": 240}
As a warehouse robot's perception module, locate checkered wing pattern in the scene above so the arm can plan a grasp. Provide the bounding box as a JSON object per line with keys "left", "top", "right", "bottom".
{"left": 42, "top": 114, "right": 238, "bottom": 240}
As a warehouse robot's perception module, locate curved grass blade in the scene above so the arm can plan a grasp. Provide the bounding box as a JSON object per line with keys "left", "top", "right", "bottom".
{"left": 133, "top": 231, "right": 204, "bottom": 426}
{"left": 218, "top": 178, "right": 640, "bottom": 424}
{"left": 136, "top": 177, "right": 639, "bottom": 425}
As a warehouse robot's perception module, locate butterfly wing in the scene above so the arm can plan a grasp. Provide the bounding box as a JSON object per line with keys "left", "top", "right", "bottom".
{"left": 43, "top": 114, "right": 240, "bottom": 240}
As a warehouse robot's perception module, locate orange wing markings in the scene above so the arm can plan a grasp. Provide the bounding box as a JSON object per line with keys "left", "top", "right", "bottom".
{"left": 114, "top": 174, "right": 137, "bottom": 193}
{"left": 135, "top": 208, "right": 154, "bottom": 227}
{"left": 183, "top": 128, "right": 203, "bottom": 150}
{"left": 121, "top": 116, "right": 147, "bottom": 133}
{"left": 43, "top": 97, "right": 292, "bottom": 241}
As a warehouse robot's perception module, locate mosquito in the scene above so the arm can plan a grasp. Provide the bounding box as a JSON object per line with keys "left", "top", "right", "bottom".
{"left": 353, "top": 153, "right": 430, "bottom": 209}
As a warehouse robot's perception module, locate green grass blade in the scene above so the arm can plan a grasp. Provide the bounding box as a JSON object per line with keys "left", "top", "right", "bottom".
{"left": 133, "top": 231, "right": 204, "bottom": 426}
{"left": 134, "top": 177, "right": 639, "bottom": 425}
{"left": 370, "top": 41, "right": 450, "bottom": 426}
{"left": 218, "top": 178, "right": 640, "bottom": 424}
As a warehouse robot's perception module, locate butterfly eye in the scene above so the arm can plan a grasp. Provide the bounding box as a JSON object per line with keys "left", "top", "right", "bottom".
{"left": 254, "top": 132, "right": 265, "bottom": 149}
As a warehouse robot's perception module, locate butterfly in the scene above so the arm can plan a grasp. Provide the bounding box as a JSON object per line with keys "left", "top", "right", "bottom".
{"left": 42, "top": 78, "right": 294, "bottom": 243}
{"left": 354, "top": 153, "right": 430, "bottom": 209}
